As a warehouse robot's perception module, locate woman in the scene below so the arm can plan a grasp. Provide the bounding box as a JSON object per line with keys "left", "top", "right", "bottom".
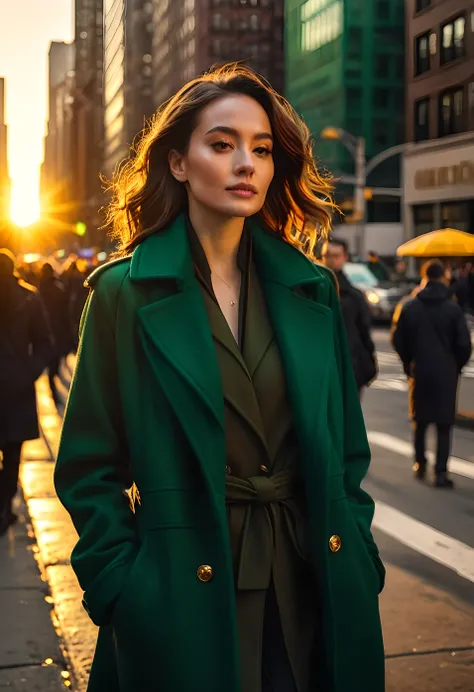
{"left": 55, "top": 63, "right": 385, "bottom": 692}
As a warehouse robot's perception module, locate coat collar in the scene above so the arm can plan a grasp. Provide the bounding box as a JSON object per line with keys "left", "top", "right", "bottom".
{"left": 129, "top": 213, "right": 327, "bottom": 292}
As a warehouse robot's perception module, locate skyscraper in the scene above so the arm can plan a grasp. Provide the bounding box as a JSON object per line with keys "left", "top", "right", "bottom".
{"left": 151, "top": 0, "right": 285, "bottom": 109}
{"left": 103, "top": 0, "right": 155, "bottom": 176}
{"left": 41, "top": 42, "right": 75, "bottom": 229}
{"left": 73, "top": 0, "right": 105, "bottom": 242}
{"left": 0, "top": 77, "right": 10, "bottom": 224}
{"left": 285, "top": 0, "right": 405, "bottom": 222}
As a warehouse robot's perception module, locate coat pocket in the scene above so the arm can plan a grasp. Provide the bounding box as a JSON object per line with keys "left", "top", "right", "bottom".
{"left": 328, "top": 495, "right": 380, "bottom": 597}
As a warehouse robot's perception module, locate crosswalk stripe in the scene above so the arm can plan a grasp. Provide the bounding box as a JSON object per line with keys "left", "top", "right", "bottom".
{"left": 367, "top": 431, "right": 474, "bottom": 481}
{"left": 373, "top": 500, "right": 474, "bottom": 583}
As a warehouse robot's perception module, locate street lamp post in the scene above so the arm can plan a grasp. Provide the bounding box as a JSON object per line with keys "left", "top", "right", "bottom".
{"left": 320, "top": 127, "right": 414, "bottom": 258}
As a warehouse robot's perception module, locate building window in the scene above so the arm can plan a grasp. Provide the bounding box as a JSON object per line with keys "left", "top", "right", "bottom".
{"left": 374, "top": 88, "right": 389, "bottom": 109}
{"left": 346, "top": 87, "right": 361, "bottom": 110}
{"left": 441, "top": 16, "right": 465, "bottom": 65}
{"left": 376, "top": 0, "right": 390, "bottom": 20}
{"left": 439, "top": 87, "right": 464, "bottom": 137}
{"left": 301, "top": 0, "right": 343, "bottom": 53}
{"left": 375, "top": 57, "right": 389, "bottom": 78}
{"left": 415, "top": 33, "right": 430, "bottom": 75}
{"left": 212, "top": 13, "right": 229, "bottom": 30}
{"left": 413, "top": 204, "right": 433, "bottom": 237}
{"left": 415, "top": 0, "right": 430, "bottom": 11}
{"left": 414, "top": 98, "right": 430, "bottom": 141}
{"left": 469, "top": 82, "right": 474, "bottom": 125}
{"left": 250, "top": 14, "right": 258, "bottom": 31}
{"left": 441, "top": 202, "right": 470, "bottom": 233}
{"left": 373, "top": 119, "right": 388, "bottom": 146}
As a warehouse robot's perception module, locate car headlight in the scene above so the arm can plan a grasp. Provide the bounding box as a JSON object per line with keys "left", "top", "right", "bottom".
{"left": 366, "top": 290, "right": 380, "bottom": 305}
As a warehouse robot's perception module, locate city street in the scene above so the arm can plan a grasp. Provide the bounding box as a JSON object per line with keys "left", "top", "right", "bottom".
{"left": 2, "top": 330, "right": 474, "bottom": 691}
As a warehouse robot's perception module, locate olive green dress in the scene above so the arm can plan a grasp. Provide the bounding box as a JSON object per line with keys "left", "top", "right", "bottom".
{"left": 187, "top": 222, "right": 318, "bottom": 692}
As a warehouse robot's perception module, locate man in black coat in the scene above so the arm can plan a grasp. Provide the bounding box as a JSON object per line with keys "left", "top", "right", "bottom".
{"left": 392, "top": 260, "right": 472, "bottom": 488}
{"left": 38, "top": 262, "right": 71, "bottom": 403}
{"left": 0, "top": 249, "right": 53, "bottom": 534}
{"left": 322, "top": 238, "right": 377, "bottom": 395}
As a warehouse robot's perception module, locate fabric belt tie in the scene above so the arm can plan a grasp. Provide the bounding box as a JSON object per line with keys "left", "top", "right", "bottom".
{"left": 225, "top": 469, "right": 305, "bottom": 591}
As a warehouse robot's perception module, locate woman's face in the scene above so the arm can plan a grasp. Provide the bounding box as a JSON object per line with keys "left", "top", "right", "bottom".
{"left": 169, "top": 93, "right": 275, "bottom": 219}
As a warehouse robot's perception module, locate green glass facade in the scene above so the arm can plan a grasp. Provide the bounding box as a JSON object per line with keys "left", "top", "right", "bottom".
{"left": 285, "top": 0, "right": 405, "bottom": 188}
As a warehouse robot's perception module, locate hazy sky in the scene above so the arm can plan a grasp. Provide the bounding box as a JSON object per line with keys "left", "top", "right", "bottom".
{"left": 0, "top": 0, "right": 74, "bottom": 224}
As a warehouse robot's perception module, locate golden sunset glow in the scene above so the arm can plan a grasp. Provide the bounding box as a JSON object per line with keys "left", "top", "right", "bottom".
{"left": 10, "top": 188, "right": 41, "bottom": 227}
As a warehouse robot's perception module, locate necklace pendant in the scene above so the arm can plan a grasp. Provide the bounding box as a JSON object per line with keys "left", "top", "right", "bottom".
{"left": 230, "top": 300, "right": 236, "bottom": 307}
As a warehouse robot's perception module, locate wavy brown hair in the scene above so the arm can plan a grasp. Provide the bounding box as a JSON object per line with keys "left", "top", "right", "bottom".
{"left": 106, "top": 62, "right": 335, "bottom": 257}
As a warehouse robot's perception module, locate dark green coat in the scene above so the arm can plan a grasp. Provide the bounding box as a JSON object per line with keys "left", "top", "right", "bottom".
{"left": 55, "top": 214, "right": 385, "bottom": 692}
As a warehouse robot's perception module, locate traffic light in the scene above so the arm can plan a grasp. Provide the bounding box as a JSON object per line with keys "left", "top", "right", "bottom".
{"left": 75, "top": 221, "right": 87, "bottom": 236}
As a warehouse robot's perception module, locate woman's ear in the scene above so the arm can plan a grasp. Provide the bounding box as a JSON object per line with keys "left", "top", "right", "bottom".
{"left": 168, "top": 149, "right": 188, "bottom": 183}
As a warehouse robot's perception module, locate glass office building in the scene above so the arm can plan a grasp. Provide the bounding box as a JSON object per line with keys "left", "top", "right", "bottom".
{"left": 285, "top": 0, "right": 405, "bottom": 215}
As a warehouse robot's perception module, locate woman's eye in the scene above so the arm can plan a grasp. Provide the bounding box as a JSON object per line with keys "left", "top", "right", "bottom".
{"left": 255, "top": 147, "right": 272, "bottom": 157}
{"left": 211, "top": 141, "right": 232, "bottom": 151}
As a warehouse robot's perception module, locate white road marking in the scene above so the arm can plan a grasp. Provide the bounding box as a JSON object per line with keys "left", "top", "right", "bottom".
{"left": 377, "top": 351, "right": 474, "bottom": 379}
{"left": 373, "top": 500, "right": 474, "bottom": 583}
{"left": 367, "top": 431, "right": 474, "bottom": 481}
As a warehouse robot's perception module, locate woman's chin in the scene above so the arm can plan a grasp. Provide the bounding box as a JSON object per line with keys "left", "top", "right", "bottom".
{"left": 213, "top": 200, "right": 263, "bottom": 219}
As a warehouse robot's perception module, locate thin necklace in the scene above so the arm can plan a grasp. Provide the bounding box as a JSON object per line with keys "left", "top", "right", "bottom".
{"left": 212, "top": 272, "right": 239, "bottom": 307}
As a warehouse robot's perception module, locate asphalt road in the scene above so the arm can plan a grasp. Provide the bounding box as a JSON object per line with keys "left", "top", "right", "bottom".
{"left": 364, "top": 327, "right": 474, "bottom": 608}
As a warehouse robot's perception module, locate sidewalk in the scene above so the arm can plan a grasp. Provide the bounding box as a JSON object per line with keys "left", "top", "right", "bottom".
{"left": 11, "top": 367, "right": 474, "bottom": 691}
{"left": 0, "top": 487, "right": 69, "bottom": 689}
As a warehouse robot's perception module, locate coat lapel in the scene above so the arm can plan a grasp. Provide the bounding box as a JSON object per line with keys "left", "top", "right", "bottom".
{"left": 131, "top": 216, "right": 226, "bottom": 494}
{"left": 199, "top": 288, "right": 269, "bottom": 454}
{"left": 250, "top": 223, "right": 334, "bottom": 487}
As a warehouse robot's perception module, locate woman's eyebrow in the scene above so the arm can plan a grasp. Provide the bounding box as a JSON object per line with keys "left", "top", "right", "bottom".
{"left": 205, "top": 125, "right": 273, "bottom": 142}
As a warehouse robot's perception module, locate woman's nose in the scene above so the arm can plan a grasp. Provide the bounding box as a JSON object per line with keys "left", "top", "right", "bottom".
{"left": 234, "top": 149, "right": 255, "bottom": 176}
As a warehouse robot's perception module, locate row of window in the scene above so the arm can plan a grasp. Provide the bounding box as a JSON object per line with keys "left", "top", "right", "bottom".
{"left": 346, "top": 86, "right": 404, "bottom": 111}
{"left": 212, "top": 0, "right": 272, "bottom": 6}
{"left": 212, "top": 38, "right": 271, "bottom": 58}
{"left": 212, "top": 12, "right": 271, "bottom": 30}
{"left": 415, "top": 14, "right": 469, "bottom": 76}
{"left": 413, "top": 202, "right": 473, "bottom": 237}
{"left": 414, "top": 83, "right": 474, "bottom": 141}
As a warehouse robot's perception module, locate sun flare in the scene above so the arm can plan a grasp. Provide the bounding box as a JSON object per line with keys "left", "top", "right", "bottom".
{"left": 10, "top": 183, "right": 41, "bottom": 227}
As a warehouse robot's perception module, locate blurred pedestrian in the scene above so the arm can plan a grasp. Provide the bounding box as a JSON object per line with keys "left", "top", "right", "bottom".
{"left": 391, "top": 260, "right": 472, "bottom": 488}
{"left": 62, "top": 258, "right": 88, "bottom": 351}
{"left": 38, "top": 262, "right": 70, "bottom": 404}
{"left": 0, "top": 249, "right": 53, "bottom": 535}
{"left": 55, "top": 63, "right": 385, "bottom": 692}
{"left": 451, "top": 263, "right": 471, "bottom": 312}
{"left": 322, "top": 237, "right": 377, "bottom": 396}
{"left": 366, "top": 251, "right": 390, "bottom": 282}
{"left": 390, "top": 259, "right": 407, "bottom": 283}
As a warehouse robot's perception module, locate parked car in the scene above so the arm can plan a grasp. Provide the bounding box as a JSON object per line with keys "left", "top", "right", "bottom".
{"left": 342, "top": 262, "right": 415, "bottom": 321}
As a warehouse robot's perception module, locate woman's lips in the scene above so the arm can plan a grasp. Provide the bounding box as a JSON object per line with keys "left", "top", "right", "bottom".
{"left": 226, "top": 188, "right": 256, "bottom": 198}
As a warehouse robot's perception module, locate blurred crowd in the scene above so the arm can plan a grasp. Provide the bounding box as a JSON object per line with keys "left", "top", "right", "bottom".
{"left": 4, "top": 253, "right": 90, "bottom": 403}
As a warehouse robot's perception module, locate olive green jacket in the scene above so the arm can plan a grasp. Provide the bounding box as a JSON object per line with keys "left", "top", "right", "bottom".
{"left": 55, "top": 214, "right": 385, "bottom": 692}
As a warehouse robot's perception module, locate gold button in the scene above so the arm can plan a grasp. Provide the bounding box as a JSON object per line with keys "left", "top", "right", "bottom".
{"left": 329, "top": 535, "right": 342, "bottom": 553}
{"left": 197, "top": 565, "right": 213, "bottom": 582}
{"left": 260, "top": 465, "right": 268, "bottom": 473}
{"left": 225, "top": 465, "right": 232, "bottom": 475}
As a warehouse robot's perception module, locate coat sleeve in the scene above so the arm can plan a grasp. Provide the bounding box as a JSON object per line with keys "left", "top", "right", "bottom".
{"left": 452, "top": 307, "right": 472, "bottom": 372}
{"left": 328, "top": 277, "right": 386, "bottom": 593}
{"left": 54, "top": 280, "right": 140, "bottom": 627}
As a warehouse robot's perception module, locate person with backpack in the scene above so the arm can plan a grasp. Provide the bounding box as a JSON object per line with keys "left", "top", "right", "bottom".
{"left": 0, "top": 249, "right": 53, "bottom": 534}
{"left": 391, "top": 259, "right": 472, "bottom": 488}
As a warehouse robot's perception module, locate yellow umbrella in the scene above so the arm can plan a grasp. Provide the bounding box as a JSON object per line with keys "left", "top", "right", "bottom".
{"left": 397, "top": 228, "right": 474, "bottom": 257}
